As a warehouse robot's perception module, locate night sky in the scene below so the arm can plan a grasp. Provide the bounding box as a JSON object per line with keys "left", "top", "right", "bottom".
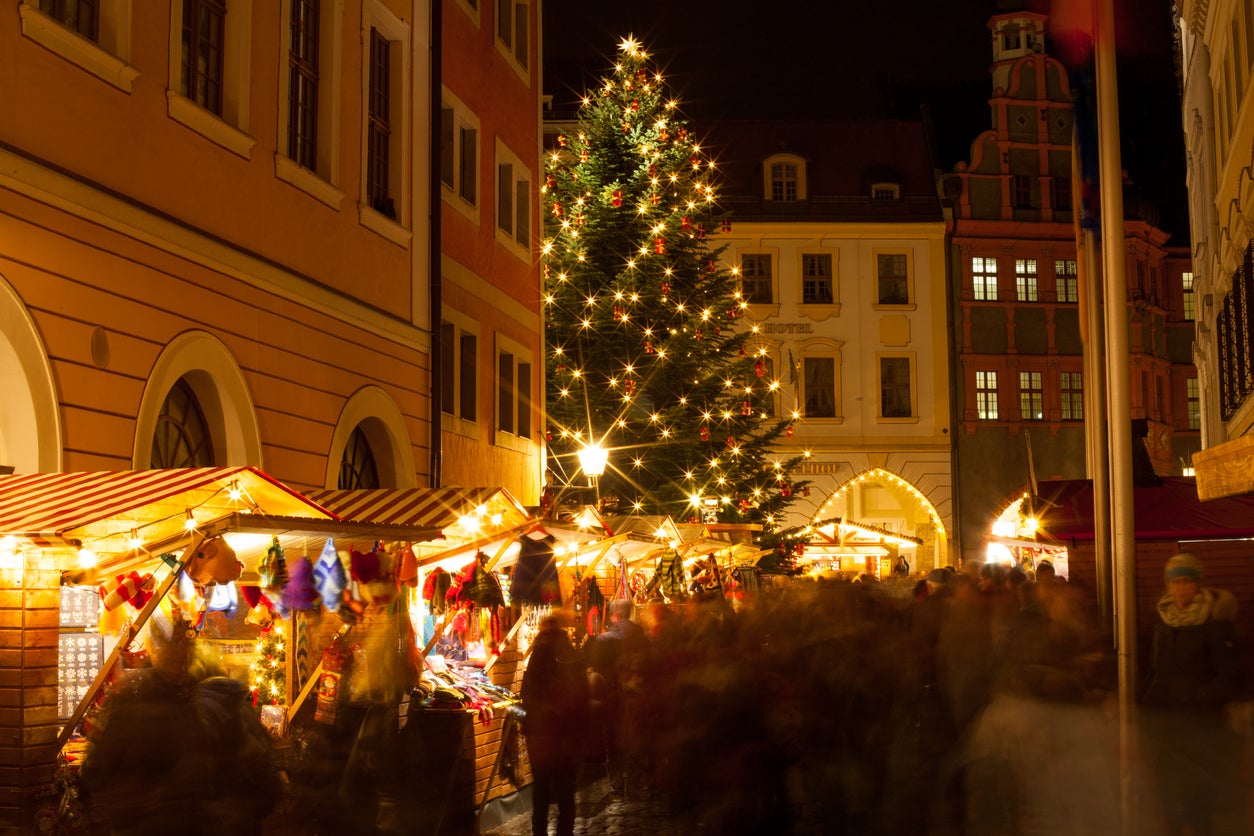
{"left": 543, "top": 0, "right": 1189, "bottom": 241}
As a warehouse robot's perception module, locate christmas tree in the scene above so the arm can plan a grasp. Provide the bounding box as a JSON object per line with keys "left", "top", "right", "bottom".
{"left": 542, "top": 36, "right": 805, "bottom": 540}
{"left": 249, "top": 622, "right": 287, "bottom": 706}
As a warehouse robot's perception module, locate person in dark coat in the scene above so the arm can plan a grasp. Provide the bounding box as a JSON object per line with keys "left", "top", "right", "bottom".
{"left": 521, "top": 612, "right": 590, "bottom": 836}
{"left": 1141, "top": 551, "right": 1243, "bottom": 835}
{"left": 586, "top": 598, "right": 650, "bottom": 796}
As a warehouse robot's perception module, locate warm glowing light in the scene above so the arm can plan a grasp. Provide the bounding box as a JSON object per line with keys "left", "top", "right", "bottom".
{"left": 184, "top": 509, "right": 197, "bottom": 531}
{"left": 77, "top": 547, "right": 97, "bottom": 568}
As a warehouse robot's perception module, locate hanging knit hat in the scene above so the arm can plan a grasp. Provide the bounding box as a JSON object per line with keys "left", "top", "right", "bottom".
{"left": 205, "top": 581, "right": 239, "bottom": 617}
{"left": 283, "top": 554, "right": 320, "bottom": 612}
{"left": 260, "top": 536, "right": 289, "bottom": 594}
{"left": 349, "top": 547, "right": 381, "bottom": 584}
{"left": 1165, "top": 551, "right": 1203, "bottom": 583}
{"left": 100, "top": 571, "right": 156, "bottom": 612}
{"left": 312, "top": 538, "right": 347, "bottom": 612}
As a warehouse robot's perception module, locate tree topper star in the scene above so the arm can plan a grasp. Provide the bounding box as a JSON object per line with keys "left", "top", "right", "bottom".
{"left": 618, "top": 35, "right": 644, "bottom": 57}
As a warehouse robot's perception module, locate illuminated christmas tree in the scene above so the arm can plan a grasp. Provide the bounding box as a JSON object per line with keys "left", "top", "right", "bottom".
{"left": 249, "top": 622, "right": 287, "bottom": 707}
{"left": 542, "top": 36, "right": 805, "bottom": 537}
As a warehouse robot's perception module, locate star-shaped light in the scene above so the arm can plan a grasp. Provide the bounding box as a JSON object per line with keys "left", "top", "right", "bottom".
{"left": 619, "top": 35, "right": 643, "bottom": 56}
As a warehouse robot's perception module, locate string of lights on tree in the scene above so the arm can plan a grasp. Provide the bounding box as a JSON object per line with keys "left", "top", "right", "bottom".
{"left": 541, "top": 36, "right": 806, "bottom": 541}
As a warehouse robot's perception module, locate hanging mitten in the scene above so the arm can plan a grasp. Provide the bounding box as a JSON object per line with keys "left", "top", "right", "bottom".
{"left": 397, "top": 545, "right": 419, "bottom": 588}
{"left": 312, "top": 538, "right": 347, "bottom": 612}
{"left": 240, "top": 584, "right": 264, "bottom": 611}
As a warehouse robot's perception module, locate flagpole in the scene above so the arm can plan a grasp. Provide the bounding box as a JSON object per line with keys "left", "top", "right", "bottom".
{"left": 1094, "top": 0, "right": 1138, "bottom": 831}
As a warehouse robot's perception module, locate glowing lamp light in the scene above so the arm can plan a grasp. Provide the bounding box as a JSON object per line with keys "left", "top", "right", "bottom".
{"left": 76, "top": 547, "right": 97, "bottom": 569}
{"left": 0, "top": 536, "right": 21, "bottom": 576}
{"left": 654, "top": 527, "right": 668, "bottom": 540}
{"left": 457, "top": 514, "right": 482, "bottom": 534}
{"left": 577, "top": 443, "right": 609, "bottom": 486}
{"left": 991, "top": 520, "right": 1015, "bottom": 538}
{"left": 128, "top": 529, "right": 143, "bottom": 551}
{"left": 986, "top": 543, "right": 1015, "bottom": 566}
{"left": 183, "top": 509, "right": 197, "bottom": 531}
{"left": 1023, "top": 516, "right": 1039, "bottom": 533}
{"left": 228, "top": 480, "right": 243, "bottom": 502}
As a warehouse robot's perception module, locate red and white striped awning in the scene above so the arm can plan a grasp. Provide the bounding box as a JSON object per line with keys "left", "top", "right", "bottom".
{"left": 303, "top": 486, "right": 530, "bottom": 536}
{"left": 0, "top": 467, "right": 334, "bottom": 553}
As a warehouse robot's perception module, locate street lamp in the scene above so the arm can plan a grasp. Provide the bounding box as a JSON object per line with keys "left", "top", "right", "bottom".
{"left": 577, "top": 442, "right": 608, "bottom": 488}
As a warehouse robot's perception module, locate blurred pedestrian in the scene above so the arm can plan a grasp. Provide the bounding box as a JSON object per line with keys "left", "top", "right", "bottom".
{"left": 521, "top": 612, "right": 590, "bottom": 836}
{"left": 1141, "top": 551, "right": 1244, "bottom": 835}
{"left": 587, "top": 598, "right": 650, "bottom": 797}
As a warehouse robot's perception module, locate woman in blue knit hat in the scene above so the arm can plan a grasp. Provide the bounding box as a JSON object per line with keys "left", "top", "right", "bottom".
{"left": 1141, "top": 551, "right": 1243, "bottom": 835}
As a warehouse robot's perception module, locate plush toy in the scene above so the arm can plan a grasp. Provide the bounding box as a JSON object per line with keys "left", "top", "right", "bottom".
{"left": 186, "top": 537, "right": 242, "bottom": 585}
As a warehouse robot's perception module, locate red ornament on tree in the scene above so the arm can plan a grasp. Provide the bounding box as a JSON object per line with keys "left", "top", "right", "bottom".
{"left": 754, "top": 361, "right": 765, "bottom": 377}
{"left": 741, "top": 401, "right": 753, "bottom": 416}
{"left": 705, "top": 260, "right": 716, "bottom": 273}
{"left": 649, "top": 164, "right": 657, "bottom": 177}
{"left": 644, "top": 340, "right": 655, "bottom": 354}
{"left": 681, "top": 216, "right": 691, "bottom": 231}
{"left": 785, "top": 425, "right": 794, "bottom": 438}
{"left": 613, "top": 306, "right": 624, "bottom": 320}
{"left": 545, "top": 428, "right": 553, "bottom": 441}
{"left": 694, "top": 330, "right": 704, "bottom": 341}
{"left": 545, "top": 174, "right": 555, "bottom": 189}
{"left": 721, "top": 218, "right": 732, "bottom": 233}
{"left": 575, "top": 213, "right": 585, "bottom": 226}
{"left": 580, "top": 149, "right": 588, "bottom": 163}
{"left": 728, "top": 308, "right": 740, "bottom": 319}
{"left": 624, "top": 379, "right": 636, "bottom": 396}
{"left": 678, "top": 127, "right": 688, "bottom": 141}
{"left": 612, "top": 189, "right": 623, "bottom": 207}
{"left": 556, "top": 363, "right": 568, "bottom": 375}
{"left": 726, "top": 435, "right": 736, "bottom": 447}
{"left": 691, "top": 155, "right": 701, "bottom": 170}
{"left": 557, "top": 135, "right": 567, "bottom": 147}
{"left": 794, "top": 542, "right": 805, "bottom": 557}
{"left": 551, "top": 202, "right": 563, "bottom": 217}
{"left": 738, "top": 345, "right": 747, "bottom": 356}
{"left": 661, "top": 281, "right": 671, "bottom": 295}
{"left": 781, "top": 482, "right": 793, "bottom": 498}
{"left": 655, "top": 237, "right": 665, "bottom": 254}
{"left": 699, "top": 426, "right": 710, "bottom": 442}
{"left": 650, "top": 191, "right": 659, "bottom": 206}
{"left": 631, "top": 99, "right": 639, "bottom": 111}
{"left": 659, "top": 126, "right": 669, "bottom": 142}
{"left": 697, "top": 223, "right": 706, "bottom": 239}
{"left": 802, "top": 486, "right": 811, "bottom": 497}
{"left": 738, "top": 499, "right": 751, "bottom": 513}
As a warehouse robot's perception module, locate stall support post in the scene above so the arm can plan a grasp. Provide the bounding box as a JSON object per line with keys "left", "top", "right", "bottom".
{"left": 0, "top": 560, "right": 61, "bottom": 830}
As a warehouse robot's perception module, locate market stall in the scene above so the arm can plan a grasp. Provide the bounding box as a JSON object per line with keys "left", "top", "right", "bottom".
{"left": 796, "top": 518, "right": 924, "bottom": 580}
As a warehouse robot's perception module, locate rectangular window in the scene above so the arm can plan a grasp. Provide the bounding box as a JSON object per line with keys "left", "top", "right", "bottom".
{"left": 1050, "top": 176, "right": 1071, "bottom": 211}
{"left": 877, "top": 253, "right": 910, "bottom": 305}
{"left": 1187, "top": 377, "right": 1200, "bottom": 430}
{"left": 288, "top": 0, "right": 320, "bottom": 169}
{"left": 1155, "top": 375, "right": 1164, "bottom": 421}
{"left": 1056, "top": 259, "right": 1078, "bottom": 303}
{"left": 439, "top": 322, "right": 477, "bottom": 422}
{"left": 801, "top": 254, "right": 833, "bottom": 304}
{"left": 880, "top": 357, "right": 913, "bottom": 418}
{"left": 803, "top": 357, "right": 836, "bottom": 418}
{"left": 367, "top": 27, "right": 393, "bottom": 217}
{"left": 459, "top": 125, "right": 477, "bottom": 203}
{"left": 1060, "top": 371, "right": 1083, "bottom": 420}
{"left": 38, "top": 0, "right": 98, "bottom": 39}
{"left": 1019, "top": 371, "right": 1044, "bottom": 420}
{"left": 497, "top": 155, "right": 531, "bottom": 247}
{"left": 1013, "top": 174, "right": 1032, "bottom": 208}
{"left": 1183, "top": 271, "right": 1195, "bottom": 320}
{"left": 972, "top": 256, "right": 998, "bottom": 301}
{"left": 771, "top": 162, "right": 797, "bottom": 201}
{"left": 497, "top": 350, "right": 531, "bottom": 438}
{"left": 181, "top": 0, "right": 226, "bottom": 114}
{"left": 740, "top": 253, "right": 773, "bottom": 304}
{"left": 1015, "top": 258, "right": 1039, "bottom": 302}
{"left": 496, "top": 0, "right": 528, "bottom": 67}
{"left": 976, "top": 371, "right": 999, "bottom": 420}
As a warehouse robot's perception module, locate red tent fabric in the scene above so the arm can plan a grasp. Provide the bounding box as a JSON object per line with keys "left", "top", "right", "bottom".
{"left": 1036, "top": 477, "right": 1254, "bottom": 542}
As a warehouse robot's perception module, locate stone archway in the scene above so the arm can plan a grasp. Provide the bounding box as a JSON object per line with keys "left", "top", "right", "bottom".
{"left": 0, "top": 275, "right": 61, "bottom": 472}
{"left": 812, "top": 467, "right": 949, "bottom": 572}
{"left": 326, "top": 386, "right": 416, "bottom": 489}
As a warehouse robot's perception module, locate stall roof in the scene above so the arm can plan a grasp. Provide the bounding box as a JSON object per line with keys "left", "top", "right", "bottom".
{"left": 304, "top": 486, "right": 529, "bottom": 536}
{"left": 0, "top": 467, "right": 333, "bottom": 554}
{"left": 1037, "top": 477, "right": 1254, "bottom": 541}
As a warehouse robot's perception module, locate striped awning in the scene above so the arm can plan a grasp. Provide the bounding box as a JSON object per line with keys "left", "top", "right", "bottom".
{"left": 303, "top": 486, "right": 531, "bottom": 539}
{"left": 0, "top": 467, "right": 334, "bottom": 555}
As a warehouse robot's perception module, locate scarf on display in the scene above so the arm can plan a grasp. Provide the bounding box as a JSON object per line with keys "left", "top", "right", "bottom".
{"left": 1157, "top": 587, "right": 1218, "bottom": 627}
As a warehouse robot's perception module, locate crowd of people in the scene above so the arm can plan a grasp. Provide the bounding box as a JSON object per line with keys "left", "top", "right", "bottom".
{"left": 523, "top": 554, "right": 1253, "bottom": 836}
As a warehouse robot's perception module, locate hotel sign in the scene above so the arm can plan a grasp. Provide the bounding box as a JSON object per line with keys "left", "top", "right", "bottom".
{"left": 761, "top": 322, "right": 815, "bottom": 335}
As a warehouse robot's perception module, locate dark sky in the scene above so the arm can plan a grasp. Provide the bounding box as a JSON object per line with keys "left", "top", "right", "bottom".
{"left": 543, "top": 0, "right": 1189, "bottom": 241}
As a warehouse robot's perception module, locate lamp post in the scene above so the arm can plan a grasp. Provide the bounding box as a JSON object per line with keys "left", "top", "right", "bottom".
{"left": 577, "top": 442, "right": 608, "bottom": 491}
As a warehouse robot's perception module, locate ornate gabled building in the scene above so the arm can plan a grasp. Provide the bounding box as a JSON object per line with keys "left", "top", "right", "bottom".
{"left": 943, "top": 7, "right": 1198, "bottom": 555}
{"left": 1177, "top": 0, "right": 1254, "bottom": 500}
{"left": 707, "top": 119, "right": 952, "bottom": 575}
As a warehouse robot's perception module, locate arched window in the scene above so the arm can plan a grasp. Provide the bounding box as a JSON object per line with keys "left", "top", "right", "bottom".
{"left": 151, "top": 377, "right": 215, "bottom": 468}
{"left": 338, "top": 425, "right": 380, "bottom": 488}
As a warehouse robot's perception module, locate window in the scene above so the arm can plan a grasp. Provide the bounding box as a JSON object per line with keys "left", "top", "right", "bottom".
{"left": 876, "top": 253, "right": 910, "bottom": 305}
{"left": 1056, "top": 259, "right": 1078, "bottom": 303}
{"left": 771, "top": 163, "right": 798, "bottom": 202}
{"left": 1050, "top": 176, "right": 1071, "bottom": 211}
{"left": 181, "top": 0, "right": 226, "bottom": 115}
{"left": 1187, "top": 377, "right": 1200, "bottom": 429}
{"left": 496, "top": 142, "right": 532, "bottom": 249}
{"left": 1183, "top": 271, "right": 1195, "bottom": 320}
{"left": 38, "top": 0, "right": 96, "bottom": 39}
{"left": 287, "top": 0, "right": 320, "bottom": 170}
{"left": 338, "top": 426, "right": 380, "bottom": 489}
{"left": 879, "top": 357, "right": 913, "bottom": 418}
{"left": 440, "top": 320, "right": 478, "bottom": 422}
{"left": 872, "top": 183, "right": 900, "bottom": 201}
{"left": 973, "top": 256, "right": 998, "bottom": 301}
{"left": 19, "top": 0, "right": 137, "bottom": 92}
{"left": 803, "top": 357, "right": 837, "bottom": 418}
{"left": 1060, "top": 371, "right": 1083, "bottom": 420}
{"left": 740, "top": 253, "right": 773, "bottom": 304}
{"left": 151, "top": 378, "right": 215, "bottom": 468}
{"left": 976, "top": 371, "right": 999, "bottom": 420}
{"left": 1013, "top": 175, "right": 1032, "bottom": 208}
{"left": 440, "top": 102, "right": 479, "bottom": 206}
{"left": 497, "top": 349, "right": 533, "bottom": 439}
{"left": 1015, "top": 258, "right": 1038, "bottom": 301}
{"left": 359, "top": 3, "right": 410, "bottom": 236}
{"left": 1019, "top": 371, "right": 1044, "bottom": 420}
{"left": 496, "top": 0, "right": 528, "bottom": 69}
{"left": 801, "top": 254, "right": 833, "bottom": 304}
{"left": 1004, "top": 30, "right": 1021, "bottom": 49}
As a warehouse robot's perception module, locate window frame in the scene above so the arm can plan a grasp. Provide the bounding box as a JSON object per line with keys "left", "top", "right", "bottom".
{"left": 975, "top": 370, "right": 999, "bottom": 420}
{"left": 877, "top": 353, "right": 917, "bottom": 422}
{"left": 495, "top": 334, "right": 536, "bottom": 451}
{"left": 1182, "top": 271, "right": 1195, "bottom": 320}
{"left": 762, "top": 154, "right": 807, "bottom": 201}
{"left": 1187, "top": 377, "right": 1200, "bottom": 430}
{"left": 799, "top": 340, "right": 843, "bottom": 422}
{"left": 1019, "top": 370, "right": 1045, "bottom": 421}
{"left": 495, "top": 0, "right": 530, "bottom": 78}
{"left": 440, "top": 312, "right": 480, "bottom": 435}
{"left": 166, "top": 0, "right": 256, "bottom": 158}
{"left": 275, "top": 0, "right": 344, "bottom": 208}
{"left": 495, "top": 138, "right": 532, "bottom": 255}
{"left": 1012, "top": 174, "right": 1033, "bottom": 209}
{"left": 771, "top": 162, "right": 798, "bottom": 202}
{"left": 799, "top": 251, "right": 837, "bottom": 307}
{"left": 440, "top": 91, "right": 480, "bottom": 219}
{"left": 972, "top": 256, "right": 999, "bottom": 301}
{"left": 1015, "top": 257, "right": 1039, "bottom": 302}
{"left": 357, "top": 1, "right": 411, "bottom": 244}
{"left": 1055, "top": 258, "right": 1078, "bottom": 303}
{"left": 873, "top": 249, "right": 914, "bottom": 308}
{"left": 19, "top": 0, "right": 138, "bottom": 92}
{"left": 737, "top": 251, "right": 776, "bottom": 306}
{"left": 1050, "top": 176, "right": 1071, "bottom": 212}
{"left": 1060, "top": 370, "right": 1083, "bottom": 421}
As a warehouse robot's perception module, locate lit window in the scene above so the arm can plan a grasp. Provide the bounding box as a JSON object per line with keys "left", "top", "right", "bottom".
{"left": 1060, "top": 371, "right": 1083, "bottom": 420}
{"left": 1187, "top": 377, "right": 1200, "bottom": 429}
{"left": 976, "top": 371, "right": 999, "bottom": 420}
{"left": 872, "top": 183, "right": 900, "bottom": 201}
{"left": 973, "top": 256, "right": 998, "bottom": 301}
{"left": 1015, "top": 258, "right": 1038, "bottom": 301}
{"left": 877, "top": 253, "right": 910, "bottom": 305}
{"left": 740, "top": 254, "right": 773, "bottom": 304}
{"left": 1019, "top": 371, "right": 1044, "bottom": 420}
{"left": 1056, "top": 259, "right": 1078, "bottom": 303}
{"left": 801, "top": 254, "right": 833, "bottom": 304}
{"left": 770, "top": 163, "right": 797, "bottom": 202}
{"left": 1182, "top": 271, "right": 1195, "bottom": 320}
